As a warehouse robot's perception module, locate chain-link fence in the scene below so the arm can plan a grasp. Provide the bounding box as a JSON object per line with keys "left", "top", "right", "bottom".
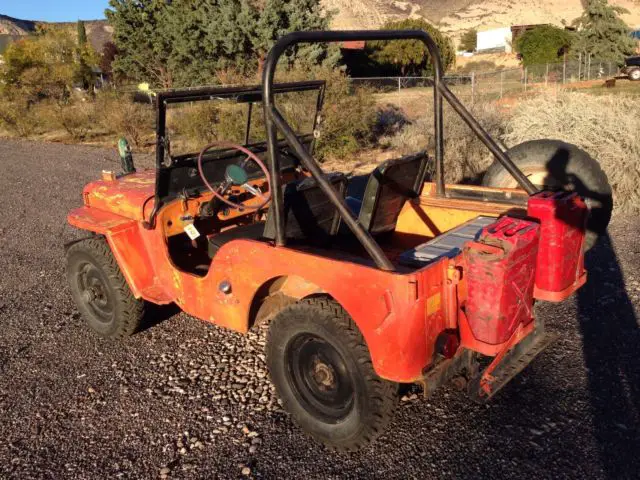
{"left": 349, "top": 58, "right": 622, "bottom": 103}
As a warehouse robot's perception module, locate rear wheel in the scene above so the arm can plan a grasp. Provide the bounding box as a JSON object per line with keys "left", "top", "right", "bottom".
{"left": 266, "top": 298, "right": 398, "bottom": 451}
{"left": 482, "top": 139, "right": 613, "bottom": 250}
{"left": 66, "top": 237, "right": 145, "bottom": 338}
{"left": 629, "top": 68, "right": 640, "bottom": 81}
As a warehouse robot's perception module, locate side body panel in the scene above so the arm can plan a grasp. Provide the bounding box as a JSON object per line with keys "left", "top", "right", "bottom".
{"left": 68, "top": 181, "right": 547, "bottom": 382}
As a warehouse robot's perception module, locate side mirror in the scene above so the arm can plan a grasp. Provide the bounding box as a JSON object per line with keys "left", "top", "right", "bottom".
{"left": 118, "top": 138, "right": 136, "bottom": 174}
{"left": 225, "top": 164, "right": 249, "bottom": 186}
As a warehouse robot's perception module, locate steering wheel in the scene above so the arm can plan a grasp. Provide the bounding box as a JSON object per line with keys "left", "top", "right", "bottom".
{"left": 197, "top": 142, "right": 272, "bottom": 211}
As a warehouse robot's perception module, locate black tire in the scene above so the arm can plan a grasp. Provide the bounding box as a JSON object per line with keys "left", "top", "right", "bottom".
{"left": 629, "top": 68, "right": 640, "bottom": 81}
{"left": 66, "top": 237, "right": 145, "bottom": 338}
{"left": 266, "top": 298, "right": 398, "bottom": 451}
{"left": 482, "top": 139, "right": 613, "bottom": 250}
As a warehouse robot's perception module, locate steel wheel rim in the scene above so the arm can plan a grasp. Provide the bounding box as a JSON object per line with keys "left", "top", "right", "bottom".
{"left": 76, "top": 261, "right": 114, "bottom": 323}
{"left": 285, "top": 333, "right": 355, "bottom": 422}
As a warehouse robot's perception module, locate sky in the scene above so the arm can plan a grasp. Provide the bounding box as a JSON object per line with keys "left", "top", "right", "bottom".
{"left": 1, "top": 0, "right": 110, "bottom": 22}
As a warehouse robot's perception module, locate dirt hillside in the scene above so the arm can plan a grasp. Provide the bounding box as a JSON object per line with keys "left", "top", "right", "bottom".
{"left": 322, "top": 0, "right": 640, "bottom": 38}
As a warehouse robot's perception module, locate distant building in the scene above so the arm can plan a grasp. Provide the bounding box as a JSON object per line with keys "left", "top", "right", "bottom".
{"left": 476, "top": 27, "right": 513, "bottom": 53}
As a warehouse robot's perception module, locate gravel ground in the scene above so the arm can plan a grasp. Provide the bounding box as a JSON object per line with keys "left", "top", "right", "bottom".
{"left": 0, "top": 138, "right": 639, "bottom": 479}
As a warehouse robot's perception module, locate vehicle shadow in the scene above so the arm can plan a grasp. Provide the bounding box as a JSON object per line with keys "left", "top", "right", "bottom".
{"left": 136, "top": 303, "right": 181, "bottom": 333}
{"left": 576, "top": 233, "right": 640, "bottom": 478}
{"left": 540, "top": 146, "right": 638, "bottom": 477}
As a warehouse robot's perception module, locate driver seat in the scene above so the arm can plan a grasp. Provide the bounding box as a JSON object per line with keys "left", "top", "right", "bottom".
{"left": 207, "top": 173, "right": 347, "bottom": 259}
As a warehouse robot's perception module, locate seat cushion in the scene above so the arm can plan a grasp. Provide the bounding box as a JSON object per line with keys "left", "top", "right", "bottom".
{"left": 208, "top": 222, "right": 266, "bottom": 259}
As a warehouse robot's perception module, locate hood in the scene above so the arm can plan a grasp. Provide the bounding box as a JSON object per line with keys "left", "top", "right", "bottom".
{"left": 82, "top": 170, "right": 156, "bottom": 222}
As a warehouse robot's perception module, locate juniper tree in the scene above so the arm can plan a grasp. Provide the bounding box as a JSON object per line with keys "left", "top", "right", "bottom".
{"left": 368, "top": 18, "right": 456, "bottom": 76}
{"left": 573, "top": 0, "right": 636, "bottom": 63}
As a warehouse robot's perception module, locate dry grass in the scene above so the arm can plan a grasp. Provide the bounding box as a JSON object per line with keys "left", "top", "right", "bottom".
{"left": 504, "top": 91, "right": 640, "bottom": 213}
{"left": 380, "top": 100, "right": 505, "bottom": 183}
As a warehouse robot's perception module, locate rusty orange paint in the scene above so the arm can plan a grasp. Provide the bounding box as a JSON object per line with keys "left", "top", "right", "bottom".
{"left": 68, "top": 174, "right": 547, "bottom": 383}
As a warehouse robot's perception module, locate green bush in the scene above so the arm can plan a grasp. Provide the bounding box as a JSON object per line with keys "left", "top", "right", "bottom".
{"left": 515, "top": 25, "right": 573, "bottom": 68}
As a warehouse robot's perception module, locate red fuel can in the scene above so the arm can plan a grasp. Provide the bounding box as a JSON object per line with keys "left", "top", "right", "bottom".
{"left": 463, "top": 217, "right": 540, "bottom": 345}
{"left": 527, "top": 191, "right": 587, "bottom": 301}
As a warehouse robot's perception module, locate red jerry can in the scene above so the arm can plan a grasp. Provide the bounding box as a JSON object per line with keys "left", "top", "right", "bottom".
{"left": 463, "top": 217, "right": 540, "bottom": 345}
{"left": 527, "top": 191, "right": 587, "bottom": 301}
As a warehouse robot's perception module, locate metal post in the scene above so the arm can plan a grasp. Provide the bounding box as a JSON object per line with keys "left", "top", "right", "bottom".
{"left": 545, "top": 63, "right": 549, "bottom": 88}
{"left": 524, "top": 67, "right": 528, "bottom": 92}
{"left": 500, "top": 70, "right": 504, "bottom": 98}
{"left": 471, "top": 71, "right": 476, "bottom": 104}
{"left": 563, "top": 54, "right": 567, "bottom": 84}
{"left": 398, "top": 77, "right": 401, "bottom": 94}
{"left": 578, "top": 52, "right": 582, "bottom": 80}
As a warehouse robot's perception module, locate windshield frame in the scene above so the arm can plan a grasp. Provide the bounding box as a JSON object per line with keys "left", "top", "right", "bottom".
{"left": 154, "top": 80, "right": 326, "bottom": 167}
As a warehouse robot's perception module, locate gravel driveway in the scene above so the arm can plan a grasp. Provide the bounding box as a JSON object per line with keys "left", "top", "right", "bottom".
{"left": 0, "top": 138, "right": 638, "bottom": 479}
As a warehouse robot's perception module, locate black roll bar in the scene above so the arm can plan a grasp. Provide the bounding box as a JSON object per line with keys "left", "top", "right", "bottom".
{"left": 262, "top": 30, "right": 538, "bottom": 271}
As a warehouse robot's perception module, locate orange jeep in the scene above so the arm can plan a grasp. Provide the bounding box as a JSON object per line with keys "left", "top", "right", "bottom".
{"left": 66, "top": 31, "right": 612, "bottom": 450}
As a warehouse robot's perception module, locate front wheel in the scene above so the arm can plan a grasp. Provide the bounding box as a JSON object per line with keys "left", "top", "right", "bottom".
{"left": 629, "top": 68, "right": 640, "bottom": 81}
{"left": 266, "top": 298, "right": 398, "bottom": 451}
{"left": 482, "top": 139, "right": 613, "bottom": 250}
{"left": 66, "top": 237, "right": 145, "bottom": 338}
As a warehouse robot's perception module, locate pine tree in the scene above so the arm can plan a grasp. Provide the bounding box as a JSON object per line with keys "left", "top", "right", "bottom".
{"left": 251, "top": 0, "right": 339, "bottom": 71}
{"left": 74, "top": 20, "right": 94, "bottom": 89}
{"left": 77, "top": 20, "right": 88, "bottom": 46}
{"left": 105, "top": 0, "right": 339, "bottom": 87}
{"left": 105, "top": 0, "right": 175, "bottom": 88}
{"left": 573, "top": 0, "right": 636, "bottom": 63}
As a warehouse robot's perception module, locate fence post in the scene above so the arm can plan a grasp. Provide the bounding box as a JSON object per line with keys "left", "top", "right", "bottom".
{"left": 471, "top": 71, "right": 476, "bottom": 104}
{"left": 524, "top": 67, "right": 528, "bottom": 92}
{"left": 397, "top": 77, "right": 401, "bottom": 94}
{"left": 500, "top": 70, "right": 504, "bottom": 99}
{"left": 563, "top": 52, "right": 567, "bottom": 84}
{"left": 545, "top": 63, "right": 549, "bottom": 88}
{"left": 578, "top": 52, "right": 582, "bottom": 80}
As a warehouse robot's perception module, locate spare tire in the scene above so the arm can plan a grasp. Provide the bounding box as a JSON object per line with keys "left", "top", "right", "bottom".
{"left": 482, "top": 139, "right": 613, "bottom": 250}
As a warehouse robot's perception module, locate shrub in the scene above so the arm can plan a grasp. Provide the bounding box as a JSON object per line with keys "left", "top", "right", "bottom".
{"left": 503, "top": 91, "right": 640, "bottom": 213}
{"left": 314, "top": 72, "right": 378, "bottom": 160}
{"left": 515, "top": 25, "right": 573, "bottom": 68}
{"left": 97, "top": 93, "right": 154, "bottom": 147}
{"left": 54, "top": 101, "right": 96, "bottom": 140}
{"left": 0, "top": 99, "right": 41, "bottom": 137}
{"left": 459, "top": 29, "right": 477, "bottom": 53}
{"left": 381, "top": 101, "right": 505, "bottom": 183}
{"left": 456, "top": 60, "right": 499, "bottom": 74}
{"left": 170, "top": 102, "right": 248, "bottom": 154}
{"left": 368, "top": 18, "right": 456, "bottom": 76}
